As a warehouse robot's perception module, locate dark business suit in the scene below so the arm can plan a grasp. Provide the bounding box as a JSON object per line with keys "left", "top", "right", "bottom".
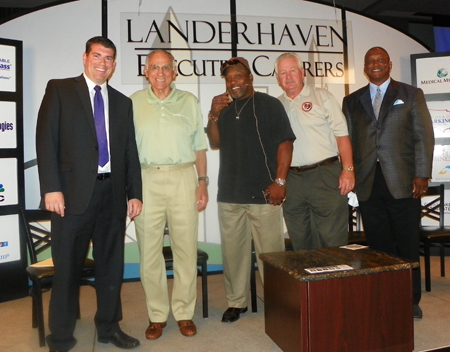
{"left": 36, "top": 74, "right": 142, "bottom": 350}
{"left": 342, "top": 79, "right": 434, "bottom": 303}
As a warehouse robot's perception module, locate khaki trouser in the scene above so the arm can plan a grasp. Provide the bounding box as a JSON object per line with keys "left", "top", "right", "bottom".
{"left": 218, "top": 202, "right": 285, "bottom": 308}
{"left": 135, "top": 163, "right": 198, "bottom": 322}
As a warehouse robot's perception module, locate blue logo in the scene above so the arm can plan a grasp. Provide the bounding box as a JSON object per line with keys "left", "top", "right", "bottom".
{"left": 0, "top": 241, "right": 8, "bottom": 247}
{"left": 0, "top": 184, "right": 4, "bottom": 202}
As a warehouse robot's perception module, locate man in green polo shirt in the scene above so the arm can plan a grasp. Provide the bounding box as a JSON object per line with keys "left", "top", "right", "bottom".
{"left": 130, "top": 49, "right": 208, "bottom": 340}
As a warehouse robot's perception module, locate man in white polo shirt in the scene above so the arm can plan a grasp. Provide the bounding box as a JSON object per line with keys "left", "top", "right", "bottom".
{"left": 275, "top": 52, "right": 355, "bottom": 251}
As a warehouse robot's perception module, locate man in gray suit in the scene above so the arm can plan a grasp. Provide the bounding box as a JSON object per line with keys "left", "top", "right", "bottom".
{"left": 342, "top": 46, "right": 434, "bottom": 319}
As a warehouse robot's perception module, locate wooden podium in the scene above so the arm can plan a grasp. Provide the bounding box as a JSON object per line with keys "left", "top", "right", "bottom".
{"left": 261, "top": 247, "right": 417, "bottom": 352}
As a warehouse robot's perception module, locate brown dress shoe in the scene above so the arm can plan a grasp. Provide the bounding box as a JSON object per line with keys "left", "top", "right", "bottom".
{"left": 145, "top": 322, "right": 167, "bottom": 340}
{"left": 177, "top": 320, "right": 197, "bottom": 337}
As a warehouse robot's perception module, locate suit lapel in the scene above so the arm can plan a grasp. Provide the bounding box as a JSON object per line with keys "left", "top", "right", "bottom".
{"left": 358, "top": 85, "right": 375, "bottom": 119}
{"left": 74, "top": 75, "right": 97, "bottom": 137}
{"left": 378, "top": 80, "right": 398, "bottom": 121}
{"left": 106, "top": 85, "right": 115, "bottom": 148}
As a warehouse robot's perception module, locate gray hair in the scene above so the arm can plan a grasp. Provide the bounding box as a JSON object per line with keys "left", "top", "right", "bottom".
{"left": 274, "top": 52, "right": 303, "bottom": 74}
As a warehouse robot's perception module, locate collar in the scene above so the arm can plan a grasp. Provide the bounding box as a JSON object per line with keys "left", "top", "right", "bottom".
{"left": 147, "top": 82, "right": 177, "bottom": 103}
{"left": 83, "top": 73, "right": 107, "bottom": 92}
{"left": 369, "top": 78, "right": 390, "bottom": 97}
{"left": 283, "top": 84, "right": 311, "bottom": 101}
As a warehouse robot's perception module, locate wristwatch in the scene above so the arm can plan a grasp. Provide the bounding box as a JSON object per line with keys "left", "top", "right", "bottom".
{"left": 275, "top": 178, "right": 286, "bottom": 186}
{"left": 198, "top": 176, "right": 209, "bottom": 185}
{"left": 343, "top": 166, "right": 355, "bottom": 171}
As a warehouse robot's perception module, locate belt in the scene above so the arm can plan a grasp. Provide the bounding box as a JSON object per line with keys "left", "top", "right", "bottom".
{"left": 290, "top": 156, "right": 339, "bottom": 173}
{"left": 141, "top": 162, "right": 194, "bottom": 171}
{"left": 97, "top": 173, "right": 111, "bottom": 180}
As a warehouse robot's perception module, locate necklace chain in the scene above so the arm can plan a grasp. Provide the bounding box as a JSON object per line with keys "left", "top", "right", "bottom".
{"left": 234, "top": 95, "right": 253, "bottom": 119}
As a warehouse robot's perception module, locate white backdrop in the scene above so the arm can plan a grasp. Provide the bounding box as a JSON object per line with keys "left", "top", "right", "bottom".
{"left": 0, "top": 0, "right": 429, "bottom": 245}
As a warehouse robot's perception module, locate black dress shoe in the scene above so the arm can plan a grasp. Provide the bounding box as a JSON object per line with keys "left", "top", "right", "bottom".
{"left": 221, "top": 307, "right": 248, "bottom": 323}
{"left": 413, "top": 304, "right": 423, "bottom": 319}
{"left": 98, "top": 329, "right": 140, "bottom": 349}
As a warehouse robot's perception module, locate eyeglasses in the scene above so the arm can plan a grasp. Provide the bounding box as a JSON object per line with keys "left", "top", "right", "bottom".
{"left": 147, "top": 64, "right": 174, "bottom": 73}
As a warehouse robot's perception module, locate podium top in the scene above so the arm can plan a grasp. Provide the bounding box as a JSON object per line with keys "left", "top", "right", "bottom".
{"left": 260, "top": 247, "right": 418, "bottom": 282}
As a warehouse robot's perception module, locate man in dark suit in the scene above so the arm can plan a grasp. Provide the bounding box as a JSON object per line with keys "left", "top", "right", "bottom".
{"left": 36, "top": 36, "right": 142, "bottom": 352}
{"left": 342, "top": 46, "right": 434, "bottom": 319}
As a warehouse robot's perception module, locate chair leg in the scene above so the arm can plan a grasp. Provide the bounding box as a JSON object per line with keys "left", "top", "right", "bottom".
{"left": 250, "top": 249, "right": 257, "bottom": 313}
{"left": 424, "top": 242, "right": 432, "bottom": 292}
{"left": 33, "top": 282, "right": 46, "bottom": 347}
{"left": 30, "top": 289, "right": 38, "bottom": 329}
{"left": 440, "top": 244, "right": 445, "bottom": 277}
{"left": 76, "top": 300, "right": 81, "bottom": 320}
{"left": 200, "top": 258, "right": 208, "bottom": 318}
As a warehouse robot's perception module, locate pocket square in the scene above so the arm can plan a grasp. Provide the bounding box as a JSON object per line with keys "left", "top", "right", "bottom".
{"left": 393, "top": 99, "right": 404, "bottom": 105}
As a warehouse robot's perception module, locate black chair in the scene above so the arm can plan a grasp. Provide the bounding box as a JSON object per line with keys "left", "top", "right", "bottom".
{"left": 20, "top": 208, "right": 96, "bottom": 347}
{"left": 348, "top": 205, "right": 367, "bottom": 245}
{"left": 250, "top": 240, "right": 258, "bottom": 312}
{"left": 163, "top": 225, "right": 209, "bottom": 318}
{"left": 419, "top": 184, "right": 450, "bottom": 292}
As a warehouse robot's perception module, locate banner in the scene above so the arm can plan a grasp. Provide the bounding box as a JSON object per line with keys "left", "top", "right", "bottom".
{"left": 0, "top": 44, "right": 15, "bottom": 92}
{"left": 0, "top": 158, "right": 18, "bottom": 206}
{"left": 0, "top": 101, "right": 16, "bottom": 149}
{"left": 120, "top": 11, "right": 354, "bottom": 85}
{"left": 0, "top": 214, "right": 20, "bottom": 264}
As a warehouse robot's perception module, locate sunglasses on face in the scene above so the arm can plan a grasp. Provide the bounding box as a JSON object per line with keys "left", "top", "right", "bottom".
{"left": 221, "top": 59, "right": 249, "bottom": 74}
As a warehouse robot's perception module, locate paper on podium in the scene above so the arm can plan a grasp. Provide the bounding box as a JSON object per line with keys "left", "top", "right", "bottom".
{"left": 305, "top": 264, "right": 353, "bottom": 274}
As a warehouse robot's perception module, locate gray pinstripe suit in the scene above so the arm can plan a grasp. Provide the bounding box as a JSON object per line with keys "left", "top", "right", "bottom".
{"left": 343, "top": 78, "right": 434, "bottom": 304}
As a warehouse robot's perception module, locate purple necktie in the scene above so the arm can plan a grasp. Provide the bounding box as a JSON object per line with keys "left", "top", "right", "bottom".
{"left": 94, "top": 85, "right": 109, "bottom": 167}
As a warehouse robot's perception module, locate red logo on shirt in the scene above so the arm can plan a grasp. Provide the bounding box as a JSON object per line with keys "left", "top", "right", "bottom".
{"left": 302, "top": 102, "right": 313, "bottom": 112}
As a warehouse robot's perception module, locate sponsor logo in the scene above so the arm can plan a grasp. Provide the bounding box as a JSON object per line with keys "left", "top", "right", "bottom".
{"left": 421, "top": 67, "right": 450, "bottom": 85}
{"left": 439, "top": 166, "right": 450, "bottom": 175}
{"left": 0, "top": 241, "right": 8, "bottom": 247}
{"left": 0, "top": 58, "right": 11, "bottom": 71}
{"left": 0, "top": 121, "right": 14, "bottom": 132}
{"left": 0, "top": 183, "right": 4, "bottom": 202}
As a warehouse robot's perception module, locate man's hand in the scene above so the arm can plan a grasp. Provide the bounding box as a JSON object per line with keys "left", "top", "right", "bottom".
{"left": 339, "top": 170, "right": 355, "bottom": 195}
{"left": 209, "top": 92, "right": 231, "bottom": 120}
{"left": 128, "top": 198, "right": 143, "bottom": 219}
{"left": 413, "top": 177, "right": 429, "bottom": 199}
{"left": 44, "top": 192, "right": 65, "bottom": 217}
{"left": 265, "top": 183, "right": 286, "bottom": 206}
{"left": 196, "top": 183, "right": 209, "bottom": 212}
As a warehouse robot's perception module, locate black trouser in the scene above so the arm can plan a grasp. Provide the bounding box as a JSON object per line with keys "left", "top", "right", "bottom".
{"left": 47, "top": 178, "right": 126, "bottom": 351}
{"left": 359, "top": 163, "right": 421, "bottom": 304}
